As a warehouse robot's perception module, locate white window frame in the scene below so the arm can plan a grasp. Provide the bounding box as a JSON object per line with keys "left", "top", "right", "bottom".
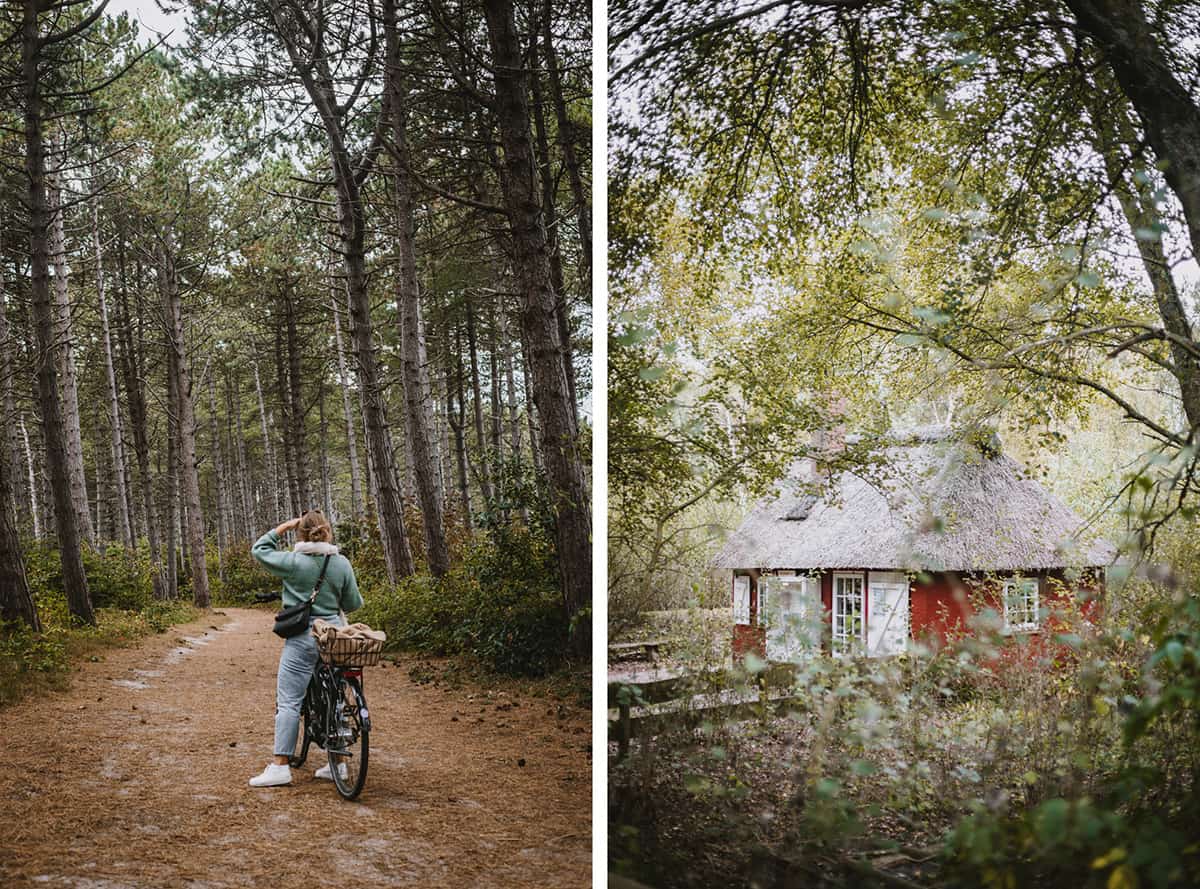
{"left": 832, "top": 571, "right": 866, "bottom": 652}
{"left": 1002, "top": 576, "right": 1040, "bottom": 633}
{"left": 733, "top": 575, "right": 751, "bottom": 625}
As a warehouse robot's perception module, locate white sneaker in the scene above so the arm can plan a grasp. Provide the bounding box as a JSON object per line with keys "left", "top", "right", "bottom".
{"left": 314, "top": 761, "right": 349, "bottom": 781}
{"left": 248, "top": 763, "right": 292, "bottom": 787}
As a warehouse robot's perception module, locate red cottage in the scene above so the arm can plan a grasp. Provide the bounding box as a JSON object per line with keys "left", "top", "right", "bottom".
{"left": 712, "top": 428, "right": 1115, "bottom": 662}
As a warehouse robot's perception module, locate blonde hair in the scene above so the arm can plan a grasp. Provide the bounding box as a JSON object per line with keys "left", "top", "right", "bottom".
{"left": 297, "top": 509, "right": 333, "bottom": 543}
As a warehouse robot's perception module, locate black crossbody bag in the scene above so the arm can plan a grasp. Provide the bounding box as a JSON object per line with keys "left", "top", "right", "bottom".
{"left": 272, "top": 554, "right": 332, "bottom": 639}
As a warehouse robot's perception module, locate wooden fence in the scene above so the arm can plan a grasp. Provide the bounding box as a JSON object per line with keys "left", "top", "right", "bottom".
{"left": 607, "top": 663, "right": 805, "bottom": 758}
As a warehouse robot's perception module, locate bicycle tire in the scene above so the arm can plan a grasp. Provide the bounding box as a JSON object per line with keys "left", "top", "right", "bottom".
{"left": 329, "top": 674, "right": 369, "bottom": 800}
{"left": 289, "top": 679, "right": 315, "bottom": 768}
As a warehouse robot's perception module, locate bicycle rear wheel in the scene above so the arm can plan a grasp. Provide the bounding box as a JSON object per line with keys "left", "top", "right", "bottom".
{"left": 328, "top": 674, "right": 369, "bottom": 800}
{"left": 289, "top": 679, "right": 316, "bottom": 768}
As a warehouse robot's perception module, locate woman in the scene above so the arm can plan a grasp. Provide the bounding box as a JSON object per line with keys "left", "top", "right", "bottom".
{"left": 248, "top": 509, "right": 363, "bottom": 787}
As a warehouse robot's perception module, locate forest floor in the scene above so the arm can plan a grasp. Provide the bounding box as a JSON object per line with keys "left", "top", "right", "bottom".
{"left": 0, "top": 608, "right": 591, "bottom": 888}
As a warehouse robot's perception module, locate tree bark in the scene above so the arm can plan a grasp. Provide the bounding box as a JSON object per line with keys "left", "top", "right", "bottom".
{"left": 275, "top": 322, "right": 300, "bottom": 515}
{"left": 93, "top": 188, "right": 134, "bottom": 548}
{"left": 1067, "top": 0, "right": 1200, "bottom": 275}
{"left": 252, "top": 355, "right": 282, "bottom": 523}
{"left": 1093, "top": 103, "right": 1200, "bottom": 435}
{"left": 21, "top": 0, "right": 94, "bottom": 624}
{"left": 465, "top": 291, "right": 494, "bottom": 504}
{"left": 227, "top": 370, "right": 252, "bottom": 540}
{"left": 484, "top": 0, "right": 591, "bottom": 642}
{"left": 284, "top": 285, "right": 311, "bottom": 509}
{"left": 19, "top": 415, "right": 41, "bottom": 540}
{"left": 529, "top": 38, "right": 579, "bottom": 413}
{"left": 164, "top": 359, "right": 179, "bottom": 600}
{"left": 208, "top": 375, "right": 228, "bottom": 583}
{"left": 331, "top": 290, "right": 364, "bottom": 518}
{"left": 382, "top": 0, "right": 450, "bottom": 575}
{"left": 47, "top": 148, "right": 95, "bottom": 547}
{"left": 115, "top": 244, "right": 163, "bottom": 595}
{"left": 447, "top": 326, "right": 473, "bottom": 522}
{"left": 160, "top": 243, "right": 210, "bottom": 608}
{"left": 0, "top": 435, "right": 38, "bottom": 631}
{"left": 0, "top": 287, "right": 26, "bottom": 521}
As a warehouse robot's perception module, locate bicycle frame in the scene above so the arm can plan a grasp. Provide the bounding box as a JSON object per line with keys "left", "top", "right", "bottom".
{"left": 301, "top": 661, "right": 370, "bottom": 751}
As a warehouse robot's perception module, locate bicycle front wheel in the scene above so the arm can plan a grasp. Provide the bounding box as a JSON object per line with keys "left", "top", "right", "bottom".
{"left": 328, "top": 674, "right": 369, "bottom": 800}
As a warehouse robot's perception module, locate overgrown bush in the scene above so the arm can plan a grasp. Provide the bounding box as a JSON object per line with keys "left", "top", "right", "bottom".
{"left": 610, "top": 579, "right": 1200, "bottom": 888}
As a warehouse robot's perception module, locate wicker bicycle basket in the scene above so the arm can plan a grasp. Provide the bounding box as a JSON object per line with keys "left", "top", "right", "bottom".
{"left": 317, "top": 633, "right": 384, "bottom": 668}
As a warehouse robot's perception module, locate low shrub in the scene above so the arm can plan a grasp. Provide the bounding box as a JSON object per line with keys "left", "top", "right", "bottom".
{"left": 356, "top": 522, "right": 570, "bottom": 677}
{"left": 208, "top": 543, "right": 280, "bottom": 605}
{"left": 2, "top": 542, "right": 199, "bottom": 707}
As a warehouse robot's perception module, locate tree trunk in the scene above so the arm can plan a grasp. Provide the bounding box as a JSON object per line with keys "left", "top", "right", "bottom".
{"left": 160, "top": 244, "right": 210, "bottom": 608}
{"left": 541, "top": 0, "right": 591, "bottom": 293}
{"left": 252, "top": 355, "right": 282, "bottom": 523}
{"left": 0, "top": 437, "right": 38, "bottom": 631}
{"left": 284, "top": 286, "right": 311, "bottom": 509}
{"left": 93, "top": 189, "right": 134, "bottom": 548}
{"left": 344, "top": 246, "right": 414, "bottom": 580}
{"left": 489, "top": 303, "right": 505, "bottom": 483}
{"left": 520, "top": 304, "right": 545, "bottom": 476}
{"left": 331, "top": 290, "right": 364, "bottom": 518}
{"left": 19, "top": 415, "right": 41, "bottom": 540}
{"left": 115, "top": 244, "right": 163, "bottom": 594}
{"left": 228, "top": 370, "right": 252, "bottom": 541}
{"left": 165, "top": 364, "right": 179, "bottom": 600}
{"left": 529, "top": 44, "right": 578, "bottom": 412}
{"left": 21, "top": 0, "right": 94, "bottom": 624}
{"left": 208, "top": 375, "right": 228, "bottom": 584}
{"left": 447, "top": 327, "right": 473, "bottom": 522}
{"left": 0, "top": 287, "right": 27, "bottom": 520}
{"left": 265, "top": 0, "right": 414, "bottom": 580}
{"left": 319, "top": 382, "right": 332, "bottom": 517}
{"left": 465, "top": 291, "right": 494, "bottom": 504}
{"left": 47, "top": 149, "right": 95, "bottom": 547}
{"left": 1093, "top": 105, "right": 1200, "bottom": 435}
{"left": 383, "top": 0, "right": 450, "bottom": 576}
{"left": 1068, "top": 0, "right": 1200, "bottom": 278}
{"left": 484, "top": 0, "right": 591, "bottom": 644}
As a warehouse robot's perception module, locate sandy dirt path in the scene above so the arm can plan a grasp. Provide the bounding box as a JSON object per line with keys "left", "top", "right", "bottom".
{"left": 0, "top": 608, "right": 591, "bottom": 888}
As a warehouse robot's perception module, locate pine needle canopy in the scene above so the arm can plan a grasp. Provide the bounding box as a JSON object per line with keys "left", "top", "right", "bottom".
{"left": 712, "top": 428, "right": 1116, "bottom": 572}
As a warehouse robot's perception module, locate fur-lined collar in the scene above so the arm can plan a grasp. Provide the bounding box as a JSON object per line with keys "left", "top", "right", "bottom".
{"left": 294, "top": 541, "right": 339, "bottom": 555}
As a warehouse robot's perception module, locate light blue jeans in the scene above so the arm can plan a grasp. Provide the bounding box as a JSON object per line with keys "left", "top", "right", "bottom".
{"left": 274, "top": 613, "right": 345, "bottom": 756}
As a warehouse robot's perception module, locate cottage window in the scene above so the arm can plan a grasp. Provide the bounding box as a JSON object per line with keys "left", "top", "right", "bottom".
{"left": 833, "top": 572, "right": 865, "bottom": 651}
{"left": 733, "top": 575, "right": 751, "bottom": 624}
{"left": 1003, "top": 577, "right": 1039, "bottom": 632}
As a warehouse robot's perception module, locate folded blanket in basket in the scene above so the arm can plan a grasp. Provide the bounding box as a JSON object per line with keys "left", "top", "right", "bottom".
{"left": 311, "top": 619, "right": 387, "bottom": 647}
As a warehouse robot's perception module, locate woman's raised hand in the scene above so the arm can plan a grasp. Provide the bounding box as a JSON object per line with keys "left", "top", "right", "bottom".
{"left": 274, "top": 517, "right": 302, "bottom": 536}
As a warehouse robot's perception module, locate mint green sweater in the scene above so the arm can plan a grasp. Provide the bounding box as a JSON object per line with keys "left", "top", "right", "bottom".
{"left": 251, "top": 530, "right": 363, "bottom": 617}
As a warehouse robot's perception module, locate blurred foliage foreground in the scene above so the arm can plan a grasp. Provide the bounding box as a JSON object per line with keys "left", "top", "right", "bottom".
{"left": 609, "top": 572, "right": 1200, "bottom": 889}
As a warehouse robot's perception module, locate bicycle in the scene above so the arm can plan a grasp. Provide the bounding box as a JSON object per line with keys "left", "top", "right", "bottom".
{"left": 253, "top": 591, "right": 372, "bottom": 800}
{"left": 291, "top": 654, "right": 371, "bottom": 800}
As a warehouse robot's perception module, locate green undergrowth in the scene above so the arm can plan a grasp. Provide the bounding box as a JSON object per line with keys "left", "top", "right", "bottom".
{"left": 609, "top": 580, "right": 1200, "bottom": 888}
{"left": 1, "top": 542, "right": 199, "bottom": 708}
{"left": 215, "top": 509, "right": 582, "bottom": 679}
{"left": 355, "top": 521, "right": 574, "bottom": 678}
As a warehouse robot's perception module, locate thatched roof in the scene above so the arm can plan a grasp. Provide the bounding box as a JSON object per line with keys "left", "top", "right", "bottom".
{"left": 712, "top": 428, "right": 1116, "bottom": 572}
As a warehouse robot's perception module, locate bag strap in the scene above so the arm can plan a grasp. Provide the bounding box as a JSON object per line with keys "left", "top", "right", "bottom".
{"left": 305, "top": 554, "right": 332, "bottom": 604}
